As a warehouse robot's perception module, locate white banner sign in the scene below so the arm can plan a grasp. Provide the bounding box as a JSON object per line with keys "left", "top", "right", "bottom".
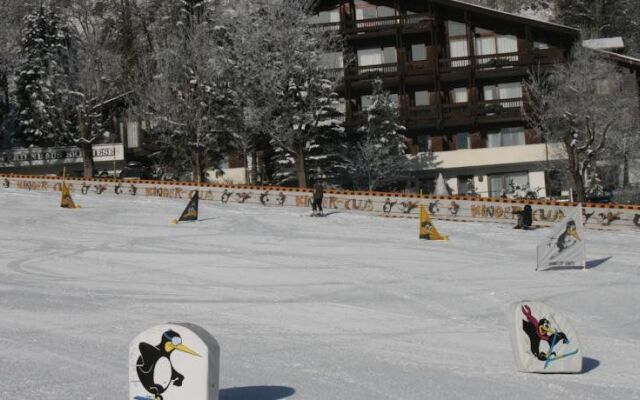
{"left": 508, "top": 301, "right": 583, "bottom": 373}
{"left": 0, "top": 143, "right": 124, "bottom": 168}
{"left": 129, "top": 323, "right": 220, "bottom": 400}
{"left": 536, "top": 205, "right": 586, "bottom": 270}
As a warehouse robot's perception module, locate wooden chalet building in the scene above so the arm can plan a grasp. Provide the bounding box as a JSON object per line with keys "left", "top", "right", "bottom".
{"left": 311, "top": 0, "right": 580, "bottom": 197}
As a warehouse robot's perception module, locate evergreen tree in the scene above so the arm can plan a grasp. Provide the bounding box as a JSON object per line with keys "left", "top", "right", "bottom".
{"left": 260, "top": 0, "right": 345, "bottom": 188}
{"left": 349, "top": 79, "right": 410, "bottom": 191}
{"left": 141, "top": 0, "right": 237, "bottom": 182}
{"left": 14, "top": 5, "right": 73, "bottom": 147}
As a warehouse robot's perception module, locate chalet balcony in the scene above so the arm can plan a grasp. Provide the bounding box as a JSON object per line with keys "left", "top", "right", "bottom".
{"left": 310, "top": 22, "right": 341, "bottom": 34}
{"left": 442, "top": 102, "right": 476, "bottom": 121}
{"left": 310, "top": 13, "right": 434, "bottom": 36}
{"left": 439, "top": 52, "right": 522, "bottom": 73}
{"left": 349, "top": 62, "right": 398, "bottom": 80}
{"left": 406, "top": 59, "right": 436, "bottom": 76}
{"left": 532, "top": 47, "right": 566, "bottom": 65}
{"left": 477, "top": 98, "right": 523, "bottom": 123}
{"left": 324, "top": 67, "right": 345, "bottom": 79}
{"left": 406, "top": 105, "right": 439, "bottom": 125}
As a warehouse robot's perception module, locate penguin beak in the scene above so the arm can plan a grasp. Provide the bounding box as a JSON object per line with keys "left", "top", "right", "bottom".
{"left": 174, "top": 343, "right": 201, "bottom": 357}
{"left": 567, "top": 228, "right": 580, "bottom": 241}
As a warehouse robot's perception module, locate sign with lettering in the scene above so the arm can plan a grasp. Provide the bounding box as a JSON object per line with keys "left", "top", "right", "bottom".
{"left": 0, "top": 144, "right": 124, "bottom": 168}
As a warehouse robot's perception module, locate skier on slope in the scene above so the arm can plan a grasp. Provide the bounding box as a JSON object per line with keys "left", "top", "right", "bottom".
{"left": 514, "top": 204, "right": 533, "bottom": 230}
{"left": 312, "top": 180, "right": 324, "bottom": 216}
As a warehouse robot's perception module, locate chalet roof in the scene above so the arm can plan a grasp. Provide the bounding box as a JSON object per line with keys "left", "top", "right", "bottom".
{"left": 583, "top": 37, "right": 625, "bottom": 51}
{"left": 594, "top": 49, "right": 640, "bottom": 70}
{"left": 316, "top": 0, "right": 580, "bottom": 36}
{"left": 432, "top": 0, "right": 579, "bottom": 35}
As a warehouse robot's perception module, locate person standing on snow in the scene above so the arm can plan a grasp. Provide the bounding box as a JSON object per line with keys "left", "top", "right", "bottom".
{"left": 312, "top": 180, "right": 324, "bottom": 216}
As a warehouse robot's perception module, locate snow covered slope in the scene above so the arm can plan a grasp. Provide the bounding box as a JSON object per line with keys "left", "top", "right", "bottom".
{"left": 0, "top": 190, "right": 639, "bottom": 399}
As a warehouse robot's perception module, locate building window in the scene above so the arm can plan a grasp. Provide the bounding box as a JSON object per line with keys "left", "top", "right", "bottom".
{"left": 357, "top": 46, "right": 397, "bottom": 66}
{"left": 309, "top": 9, "right": 340, "bottom": 24}
{"left": 417, "top": 135, "right": 431, "bottom": 152}
{"left": 450, "top": 87, "right": 469, "bottom": 103}
{"left": 457, "top": 175, "right": 475, "bottom": 195}
{"left": 361, "top": 93, "right": 399, "bottom": 110}
{"left": 355, "top": 1, "right": 397, "bottom": 19}
{"left": 411, "top": 43, "right": 427, "bottom": 61}
{"left": 456, "top": 132, "right": 469, "bottom": 149}
{"left": 321, "top": 52, "right": 344, "bottom": 69}
{"left": 414, "top": 90, "right": 430, "bottom": 106}
{"left": 489, "top": 171, "right": 529, "bottom": 197}
{"left": 487, "top": 127, "right": 525, "bottom": 148}
{"left": 533, "top": 41, "right": 550, "bottom": 49}
{"left": 483, "top": 82, "right": 522, "bottom": 101}
{"left": 474, "top": 27, "right": 518, "bottom": 55}
{"left": 447, "top": 21, "right": 469, "bottom": 67}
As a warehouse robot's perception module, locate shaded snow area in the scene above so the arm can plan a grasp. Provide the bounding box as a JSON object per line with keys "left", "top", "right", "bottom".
{"left": 1, "top": 190, "right": 639, "bottom": 400}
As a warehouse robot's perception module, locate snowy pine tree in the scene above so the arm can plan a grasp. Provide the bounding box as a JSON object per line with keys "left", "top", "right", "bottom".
{"left": 259, "top": 0, "right": 345, "bottom": 188}
{"left": 349, "top": 79, "right": 409, "bottom": 191}
{"left": 14, "top": 5, "right": 73, "bottom": 147}
{"left": 141, "top": 1, "right": 237, "bottom": 182}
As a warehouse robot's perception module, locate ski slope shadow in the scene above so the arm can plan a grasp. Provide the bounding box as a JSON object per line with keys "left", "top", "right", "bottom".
{"left": 541, "top": 256, "right": 613, "bottom": 271}
{"left": 582, "top": 357, "right": 600, "bottom": 373}
{"left": 220, "top": 385, "right": 295, "bottom": 400}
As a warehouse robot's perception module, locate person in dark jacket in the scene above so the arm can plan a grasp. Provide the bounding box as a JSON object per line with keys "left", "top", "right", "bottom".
{"left": 514, "top": 204, "right": 533, "bottom": 229}
{"left": 312, "top": 181, "right": 324, "bottom": 216}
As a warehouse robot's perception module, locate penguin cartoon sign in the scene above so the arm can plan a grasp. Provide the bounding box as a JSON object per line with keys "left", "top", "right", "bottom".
{"left": 129, "top": 323, "right": 220, "bottom": 400}
{"left": 507, "top": 301, "right": 583, "bottom": 374}
{"left": 536, "top": 205, "right": 586, "bottom": 271}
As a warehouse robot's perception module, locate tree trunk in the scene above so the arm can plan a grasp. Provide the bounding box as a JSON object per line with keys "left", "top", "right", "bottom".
{"left": 251, "top": 151, "right": 258, "bottom": 184}
{"left": 191, "top": 146, "right": 203, "bottom": 184}
{"left": 572, "top": 170, "right": 586, "bottom": 202}
{"left": 623, "top": 152, "right": 630, "bottom": 188}
{"left": 294, "top": 144, "right": 307, "bottom": 188}
{"left": 78, "top": 109, "right": 94, "bottom": 178}
{"left": 243, "top": 146, "right": 250, "bottom": 184}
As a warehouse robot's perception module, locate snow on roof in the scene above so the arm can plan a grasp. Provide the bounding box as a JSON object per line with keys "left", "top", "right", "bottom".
{"left": 592, "top": 49, "right": 640, "bottom": 69}
{"left": 438, "top": 0, "right": 579, "bottom": 35}
{"left": 583, "top": 37, "right": 625, "bottom": 51}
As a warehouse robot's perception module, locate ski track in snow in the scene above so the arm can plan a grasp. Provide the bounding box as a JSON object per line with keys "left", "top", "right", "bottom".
{"left": 0, "top": 189, "right": 639, "bottom": 400}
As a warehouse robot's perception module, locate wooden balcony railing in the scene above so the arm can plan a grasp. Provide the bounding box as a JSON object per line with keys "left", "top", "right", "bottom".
{"left": 355, "top": 62, "right": 398, "bottom": 76}
{"left": 475, "top": 52, "right": 520, "bottom": 69}
{"left": 533, "top": 48, "right": 566, "bottom": 65}
{"left": 442, "top": 102, "right": 476, "bottom": 119}
{"left": 310, "top": 13, "right": 435, "bottom": 35}
{"left": 406, "top": 59, "right": 436, "bottom": 75}
{"left": 477, "top": 98, "right": 523, "bottom": 122}
{"left": 324, "top": 68, "right": 344, "bottom": 79}
{"left": 310, "top": 22, "right": 341, "bottom": 34}
{"left": 346, "top": 98, "right": 525, "bottom": 127}
{"left": 407, "top": 105, "right": 439, "bottom": 122}
{"left": 439, "top": 52, "right": 522, "bottom": 72}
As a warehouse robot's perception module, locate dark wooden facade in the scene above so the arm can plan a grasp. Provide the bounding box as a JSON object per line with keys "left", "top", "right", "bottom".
{"left": 313, "top": 0, "right": 579, "bottom": 154}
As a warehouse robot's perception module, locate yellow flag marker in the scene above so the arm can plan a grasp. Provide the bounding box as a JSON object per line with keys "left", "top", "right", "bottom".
{"left": 60, "top": 169, "right": 80, "bottom": 209}
{"left": 419, "top": 205, "right": 448, "bottom": 241}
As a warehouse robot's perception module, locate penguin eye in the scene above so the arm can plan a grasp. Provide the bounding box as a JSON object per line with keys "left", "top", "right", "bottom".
{"left": 172, "top": 337, "right": 182, "bottom": 346}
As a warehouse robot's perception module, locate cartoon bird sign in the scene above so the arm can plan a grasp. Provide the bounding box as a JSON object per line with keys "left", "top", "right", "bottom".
{"left": 172, "top": 191, "right": 199, "bottom": 224}
{"left": 419, "top": 205, "right": 449, "bottom": 241}
{"left": 536, "top": 205, "right": 586, "bottom": 270}
{"left": 130, "top": 323, "right": 220, "bottom": 400}
{"left": 507, "top": 301, "right": 583, "bottom": 373}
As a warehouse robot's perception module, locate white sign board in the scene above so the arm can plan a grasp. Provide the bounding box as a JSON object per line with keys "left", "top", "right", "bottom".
{"left": 129, "top": 323, "right": 220, "bottom": 400}
{"left": 0, "top": 143, "right": 124, "bottom": 168}
{"left": 508, "top": 301, "right": 583, "bottom": 373}
{"left": 536, "top": 205, "right": 586, "bottom": 270}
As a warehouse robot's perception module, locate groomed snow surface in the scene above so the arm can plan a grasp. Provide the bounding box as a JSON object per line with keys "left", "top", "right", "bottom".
{"left": 1, "top": 190, "right": 639, "bottom": 400}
